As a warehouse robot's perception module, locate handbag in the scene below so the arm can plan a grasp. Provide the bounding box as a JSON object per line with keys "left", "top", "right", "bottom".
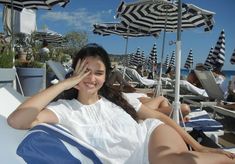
{"left": 189, "top": 129, "right": 221, "bottom": 149}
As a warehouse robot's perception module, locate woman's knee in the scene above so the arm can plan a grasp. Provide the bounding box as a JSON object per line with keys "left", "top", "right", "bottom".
{"left": 148, "top": 125, "right": 189, "bottom": 163}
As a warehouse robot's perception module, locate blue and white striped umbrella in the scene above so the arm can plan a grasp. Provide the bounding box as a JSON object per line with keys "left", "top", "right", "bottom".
{"left": 93, "top": 22, "right": 159, "bottom": 38}
{"left": 33, "top": 29, "right": 66, "bottom": 46}
{"left": 149, "top": 43, "right": 157, "bottom": 65}
{"left": 184, "top": 49, "right": 193, "bottom": 70}
{"left": 130, "top": 47, "right": 141, "bottom": 66}
{"left": 164, "top": 54, "right": 169, "bottom": 70}
{"left": 116, "top": 0, "right": 214, "bottom": 34}
{"left": 141, "top": 50, "right": 145, "bottom": 65}
{"left": 128, "top": 53, "right": 134, "bottom": 65}
{"left": 204, "top": 47, "right": 214, "bottom": 70}
{"left": 169, "top": 51, "right": 175, "bottom": 68}
{"left": 211, "top": 29, "right": 225, "bottom": 70}
{"left": 231, "top": 49, "right": 235, "bottom": 65}
{"left": 0, "top": 0, "right": 69, "bottom": 11}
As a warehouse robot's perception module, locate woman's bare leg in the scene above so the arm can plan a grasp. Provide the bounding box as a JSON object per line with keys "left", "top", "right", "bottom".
{"left": 149, "top": 124, "right": 234, "bottom": 164}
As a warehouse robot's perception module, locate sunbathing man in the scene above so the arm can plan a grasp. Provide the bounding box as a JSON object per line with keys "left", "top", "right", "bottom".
{"left": 108, "top": 67, "right": 136, "bottom": 92}
{"left": 123, "top": 92, "right": 191, "bottom": 120}
{"left": 108, "top": 68, "right": 191, "bottom": 118}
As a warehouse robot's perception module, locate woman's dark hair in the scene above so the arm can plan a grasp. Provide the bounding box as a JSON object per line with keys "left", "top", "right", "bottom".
{"left": 64, "top": 43, "right": 138, "bottom": 121}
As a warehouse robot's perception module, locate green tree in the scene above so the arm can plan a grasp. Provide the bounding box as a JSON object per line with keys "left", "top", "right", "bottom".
{"left": 64, "top": 31, "right": 88, "bottom": 57}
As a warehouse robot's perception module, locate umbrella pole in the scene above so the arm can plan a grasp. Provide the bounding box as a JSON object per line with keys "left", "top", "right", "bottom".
{"left": 155, "top": 9, "right": 168, "bottom": 97}
{"left": 10, "top": 0, "right": 14, "bottom": 54}
{"left": 122, "top": 37, "right": 129, "bottom": 79}
{"left": 172, "top": 0, "right": 182, "bottom": 124}
{"left": 10, "top": 0, "right": 17, "bottom": 90}
{"left": 156, "top": 29, "right": 166, "bottom": 96}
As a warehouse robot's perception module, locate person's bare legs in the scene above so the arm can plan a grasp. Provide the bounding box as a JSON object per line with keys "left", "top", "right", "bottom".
{"left": 149, "top": 124, "right": 234, "bottom": 164}
{"left": 139, "top": 96, "right": 191, "bottom": 117}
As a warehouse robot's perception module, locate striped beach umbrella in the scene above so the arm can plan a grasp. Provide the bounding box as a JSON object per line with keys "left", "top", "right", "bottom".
{"left": 33, "top": 29, "right": 66, "bottom": 46}
{"left": 204, "top": 47, "right": 214, "bottom": 70}
{"left": 148, "top": 43, "right": 157, "bottom": 76}
{"left": 149, "top": 43, "right": 157, "bottom": 65}
{"left": 141, "top": 50, "right": 146, "bottom": 65}
{"left": 93, "top": 22, "right": 159, "bottom": 38}
{"left": 116, "top": 0, "right": 214, "bottom": 34}
{"left": 211, "top": 29, "right": 225, "bottom": 70}
{"left": 231, "top": 49, "right": 235, "bottom": 65}
{"left": 0, "top": 0, "right": 69, "bottom": 11}
{"left": 169, "top": 51, "right": 175, "bottom": 68}
{"left": 130, "top": 47, "right": 141, "bottom": 66}
{"left": 128, "top": 53, "right": 134, "bottom": 65}
{"left": 184, "top": 49, "right": 193, "bottom": 70}
{"left": 164, "top": 54, "right": 169, "bottom": 70}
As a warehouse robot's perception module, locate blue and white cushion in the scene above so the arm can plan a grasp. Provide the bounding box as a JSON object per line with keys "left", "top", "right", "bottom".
{"left": 17, "top": 123, "right": 102, "bottom": 164}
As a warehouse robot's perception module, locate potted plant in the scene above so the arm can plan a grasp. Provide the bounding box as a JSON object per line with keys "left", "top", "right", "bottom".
{"left": 15, "top": 56, "right": 46, "bottom": 96}
{"left": 12, "top": 33, "right": 47, "bottom": 96}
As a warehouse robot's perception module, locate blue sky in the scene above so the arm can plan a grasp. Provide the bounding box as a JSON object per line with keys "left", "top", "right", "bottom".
{"left": 0, "top": 0, "right": 235, "bottom": 70}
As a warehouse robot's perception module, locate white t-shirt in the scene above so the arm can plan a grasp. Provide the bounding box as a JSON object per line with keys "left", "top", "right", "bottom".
{"left": 47, "top": 97, "right": 163, "bottom": 164}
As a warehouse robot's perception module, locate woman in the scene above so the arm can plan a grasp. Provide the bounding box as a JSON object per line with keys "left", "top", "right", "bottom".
{"left": 8, "top": 43, "right": 234, "bottom": 163}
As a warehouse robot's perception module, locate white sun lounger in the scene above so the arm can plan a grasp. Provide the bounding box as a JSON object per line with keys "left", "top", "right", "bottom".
{"left": 0, "top": 86, "right": 231, "bottom": 162}
{"left": 0, "top": 85, "right": 27, "bottom": 163}
{"left": 125, "top": 67, "right": 158, "bottom": 87}
{"left": 211, "top": 105, "right": 235, "bottom": 119}
{"left": 46, "top": 60, "right": 71, "bottom": 83}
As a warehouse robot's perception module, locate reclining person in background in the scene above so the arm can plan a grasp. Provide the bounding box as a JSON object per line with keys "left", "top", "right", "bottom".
{"left": 108, "top": 65, "right": 136, "bottom": 93}
{"left": 107, "top": 66, "right": 191, "bottom": 118}
{"left": 123, "top": 92, "right": 191, "bottom": 120}
{"left": 187, "top": 64, "right": 226, "bottom": 89}
{"left": 187, "top": 63, "right": 229, "bottom": 99}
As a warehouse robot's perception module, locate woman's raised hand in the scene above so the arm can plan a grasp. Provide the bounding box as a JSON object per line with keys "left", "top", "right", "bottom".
{"left": 61, "top": 59, "right": 90, "bottom": 90}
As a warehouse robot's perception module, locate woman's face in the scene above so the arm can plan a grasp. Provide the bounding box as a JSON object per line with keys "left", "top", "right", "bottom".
{"left": 76, "top": 56, "right": 106, "bottom": 95}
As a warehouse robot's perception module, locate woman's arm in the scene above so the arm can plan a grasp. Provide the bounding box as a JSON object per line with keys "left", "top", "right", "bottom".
{"left": 7, "top": 59, "right": 90, "bottom": 129}
{"left": 7, "top": 83, "right": 66, "bottom": 129}
{"left": 137, "top": 105, "right": 235, "bottom": 158}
